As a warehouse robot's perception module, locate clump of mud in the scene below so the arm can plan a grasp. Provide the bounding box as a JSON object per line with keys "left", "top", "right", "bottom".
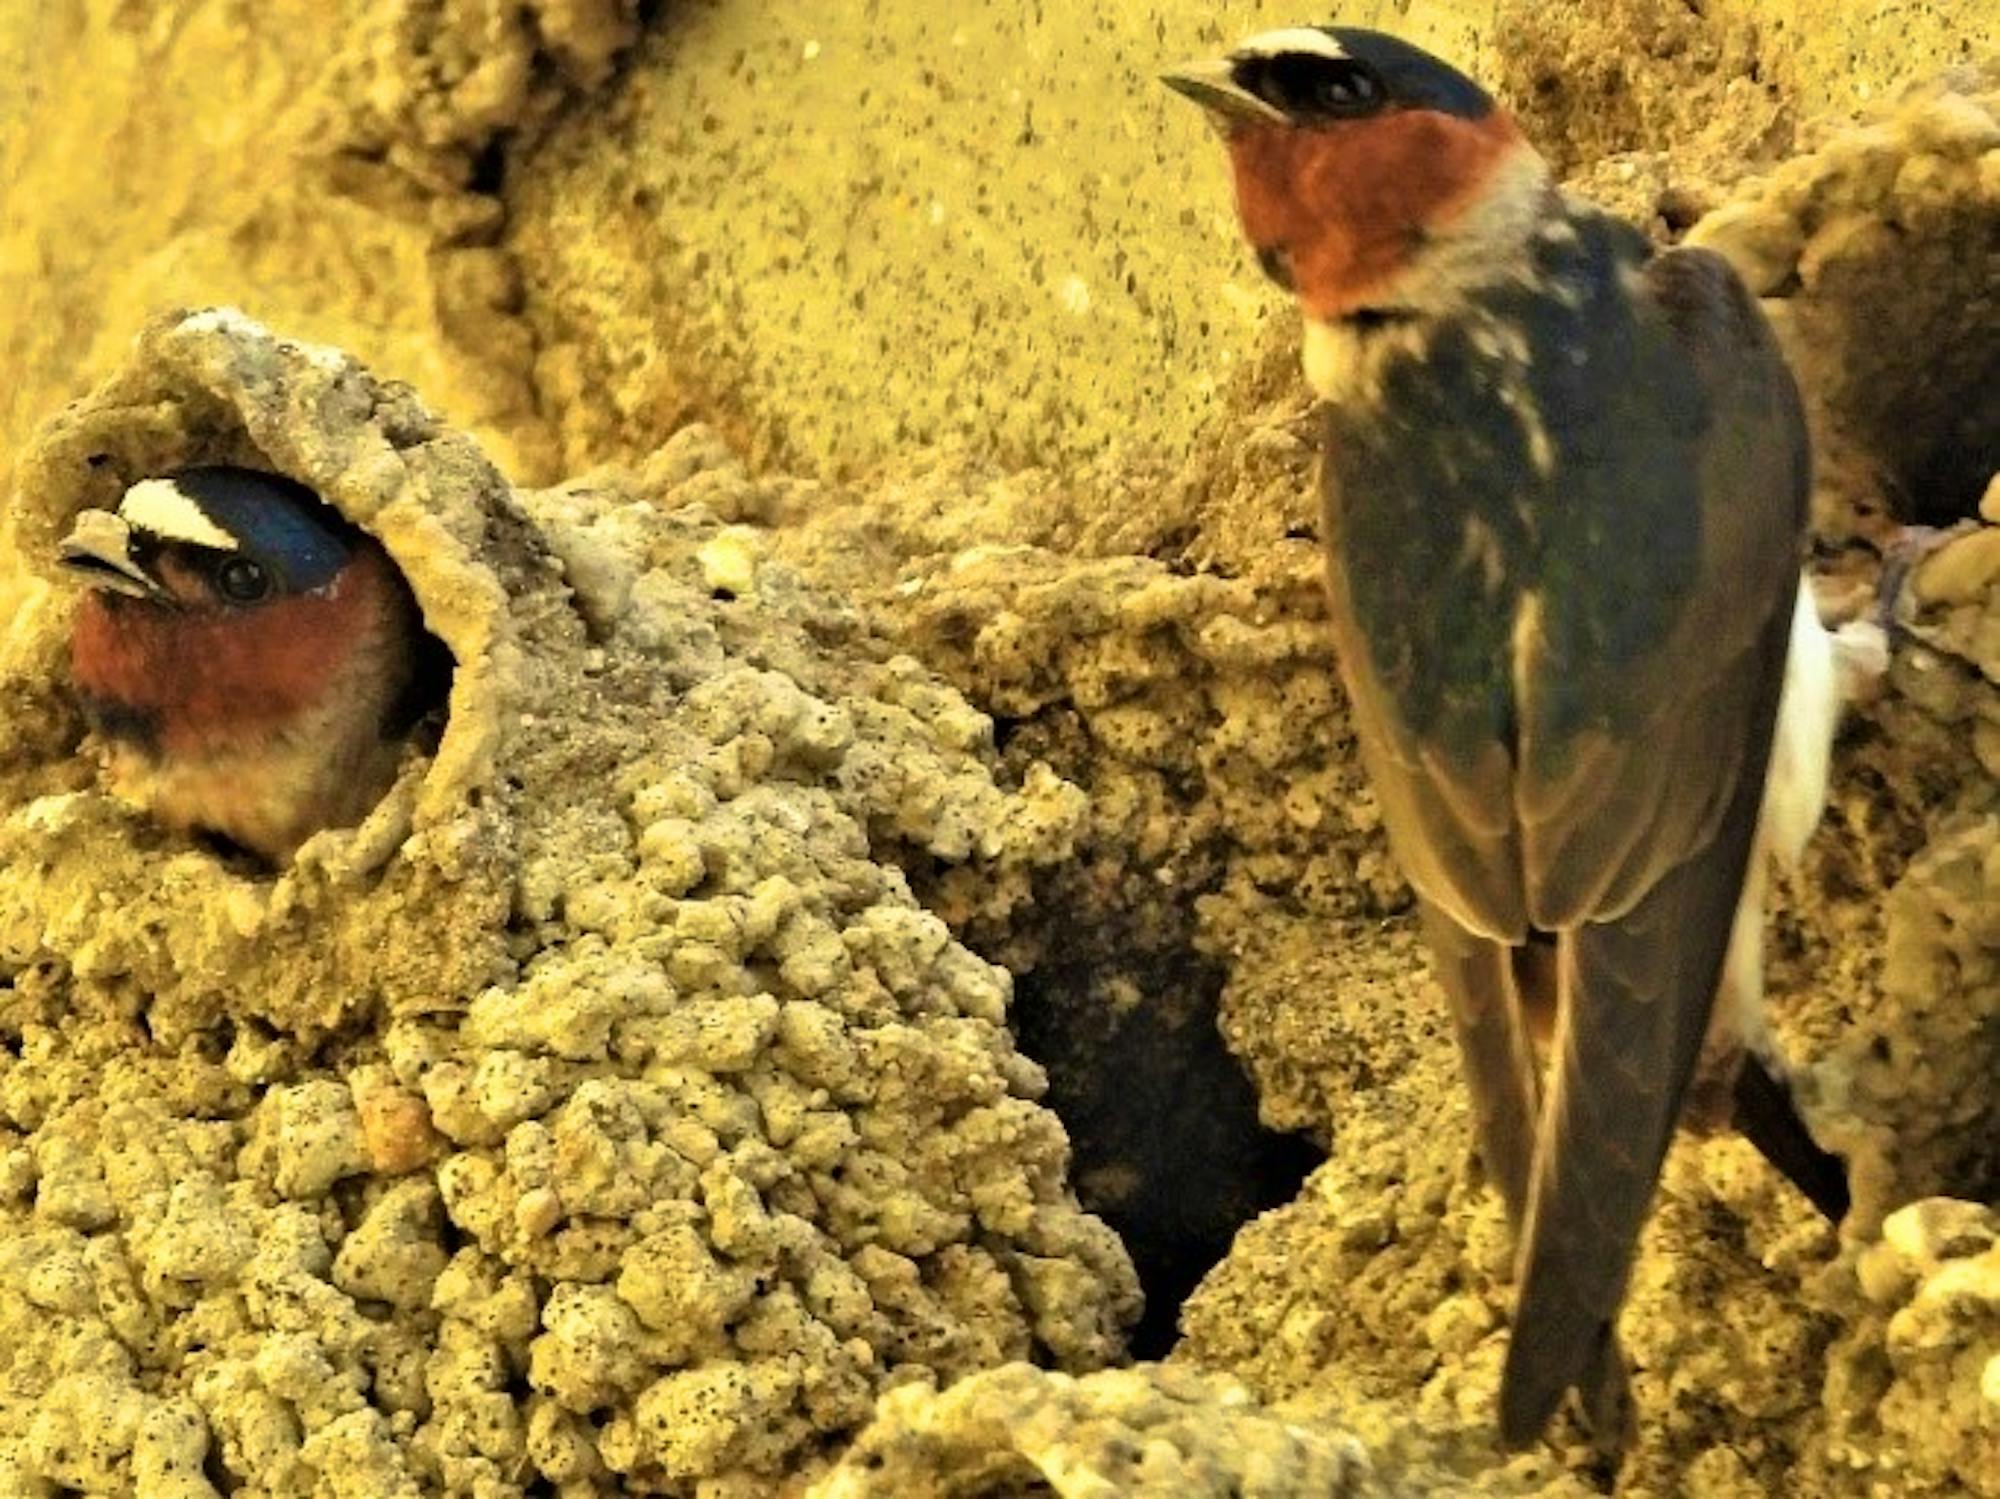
{"left": 1819, "top": 1198, "right": 2000, "bottom": 1493}
{"left": 1493, "top": 0, "right": 1797, "bottom": 185}
{"left": 0, "top": 310, "right": 1135, "bottom": 1495}
{"left": 813, "top": 1362, "right": 1375, "bottom": 1499}
{"left": 1692, "top": 63, "right": 2000, "bottom": 534}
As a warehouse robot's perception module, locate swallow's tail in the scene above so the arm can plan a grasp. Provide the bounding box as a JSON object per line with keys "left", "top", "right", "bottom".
{"left": 1498, "top": 822, "right": 1754, "bottom": 1450}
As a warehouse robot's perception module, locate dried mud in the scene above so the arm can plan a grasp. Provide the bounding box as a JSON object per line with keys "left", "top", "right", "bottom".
{"left": 0, "top": 314, "right": 1136, "bottom": 1495}
{"left": 0, "top": 2, "right": 1996, "bottom": 1497}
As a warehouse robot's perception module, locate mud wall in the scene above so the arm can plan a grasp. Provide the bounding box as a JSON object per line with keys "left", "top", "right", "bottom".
{"left": 0, "top": 1, "right": 1984, "bottom": 490}
{"left": 1, "top": 1, "right": 1997, "bottom": 1496}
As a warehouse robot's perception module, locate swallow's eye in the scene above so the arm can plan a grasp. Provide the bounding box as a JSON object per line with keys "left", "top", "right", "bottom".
{"left": 216, "top": 556, "right": 271, "bottom": 604}
{"left": 1242, "top": 54, "right": 1386, "bottom": 120}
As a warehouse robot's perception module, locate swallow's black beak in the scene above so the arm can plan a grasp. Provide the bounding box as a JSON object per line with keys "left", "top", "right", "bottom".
{"left": 58, "top": 510, "right": 171, "bottom": 603}
{"left": 1161, "top": 58, "right": 1289, "bottom": 130}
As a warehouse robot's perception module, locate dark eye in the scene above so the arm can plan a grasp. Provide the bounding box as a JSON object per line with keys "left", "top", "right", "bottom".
{"left": 216, "top": 556, "right": 271, "bottom": 603}
{"left": 1242, "top": 55, "right": 1385, "bottom": 120}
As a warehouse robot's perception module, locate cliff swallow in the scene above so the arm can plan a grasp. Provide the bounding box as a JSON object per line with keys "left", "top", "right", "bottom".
{"left": 1169, "top": 26, "right": 1850, "bottom": 1448}
{"left": 60, "top": 467, "right": 443, "bottom": 860}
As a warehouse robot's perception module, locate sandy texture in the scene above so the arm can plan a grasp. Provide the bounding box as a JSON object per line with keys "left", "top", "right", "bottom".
{"left": 505, "top": 0, "right": 1482, "bottom": 481}
{"left": 0, "top": 4, "right": 1997, "bottom": 1498}
{"left": 1692, "top": 63, "right": 2000, "bottom": 536}
{"left": 1821, "top": 1199, "right": 2000, "bottom": 1494}
{"left": 0, "top": 0, "right": 1980, "bottom": 489}
{"left": 0, "top": 311, "right": 1136, "bottom": 1496}
{"left": 810, "top": 1363, "right": 1377, "bottom": 1499}
{"left": 0, "top": 0, "right": 636, "bottom": 490}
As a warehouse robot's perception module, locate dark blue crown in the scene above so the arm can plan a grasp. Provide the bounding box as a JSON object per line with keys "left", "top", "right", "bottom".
{"left": 165, "top": 467, "right": 355, "bottom": 593}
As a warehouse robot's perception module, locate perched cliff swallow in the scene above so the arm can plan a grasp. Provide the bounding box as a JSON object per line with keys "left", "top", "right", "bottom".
{"left": 60, "top": 466, "right": 442, "bottom": 861}
{"left": 1168, "top": 27, "right": 1851, "bottom": 1448}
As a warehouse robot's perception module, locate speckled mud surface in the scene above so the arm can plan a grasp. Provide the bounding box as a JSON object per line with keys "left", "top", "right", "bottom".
{"left": 0, "top": 3, "right": 1997, "bottom": 1497}
{"left": 0, "top": 315, "right": 1136, "bottom": 1494}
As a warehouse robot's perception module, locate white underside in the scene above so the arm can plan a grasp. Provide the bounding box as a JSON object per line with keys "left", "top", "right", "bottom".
{"left": 1717, "top": 582, "right": 1885, "bottom": 1054}
{"left": 1763, "top": 583, "right": 1844, "bottom": 869}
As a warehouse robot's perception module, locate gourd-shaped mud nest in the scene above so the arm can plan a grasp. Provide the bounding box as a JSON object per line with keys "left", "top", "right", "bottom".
{"left": 0, "top": 309, "right": 1135, "bottom": 1497}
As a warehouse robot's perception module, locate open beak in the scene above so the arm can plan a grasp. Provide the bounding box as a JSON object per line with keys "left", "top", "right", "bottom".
{"left": 58, "top": 509, "right": 170, "bottom": 602}
{"left": 1161, "top": 58, "right": 1289, "bottom": 130}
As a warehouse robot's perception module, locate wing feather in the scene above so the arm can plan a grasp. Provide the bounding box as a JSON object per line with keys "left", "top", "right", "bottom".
{"left": 1419, "top": 899, "right": 1540, "bottom": 1231}
{"left": 1320, "top": 232, "right": 1809, "bottom": 1444}
{"left": 1500, "top": 571, "right": 1795, "bottom": 1440}
{"left": 1499, "top": 243, "right": 1808, "bottom": 1438}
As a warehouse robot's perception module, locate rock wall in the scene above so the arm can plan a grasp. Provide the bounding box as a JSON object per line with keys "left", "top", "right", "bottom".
{"left": 0, "top": 1, "right": 1983, "bottom": 490}
{"left": 0, "top": 1, "right": 1996, "bottom": 1496}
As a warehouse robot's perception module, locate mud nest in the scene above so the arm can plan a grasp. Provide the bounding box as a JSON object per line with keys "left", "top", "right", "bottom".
{"left": 0, "top": 310, "right": 1135, "bottom": 1496}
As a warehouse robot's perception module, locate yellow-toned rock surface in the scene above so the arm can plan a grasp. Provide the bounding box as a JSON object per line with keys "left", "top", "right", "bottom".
{"left": 1, "top": 3, "right": 1997, "bottom": 1496}
{"left": 0, "top": 1, "right": 1985, "bottom": 489}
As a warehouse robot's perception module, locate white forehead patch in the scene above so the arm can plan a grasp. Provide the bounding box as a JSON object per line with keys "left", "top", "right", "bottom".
{"left": 1232, "top": 27, "right": 1347, "bottom": 61}
{"left": 118, "top": 478, "right": 242, "bottom": 551}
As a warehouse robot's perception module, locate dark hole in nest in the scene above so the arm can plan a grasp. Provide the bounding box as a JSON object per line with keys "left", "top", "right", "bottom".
{"left": 203, "top": 1441, "right": 237, "bottom": 1493}
{"left": 1963, "top": 1148, "right": 2000, "bottom": 1210}
{"left": 195, "top": 827, "right": 269, "bottom": 867}
{"left": 392, "top": 625, "right": 457, "bottom": 747}
{"left": 467, "top": 133, "right": 510, "bottom": 197}
{"left": 1011, "top": 948, "right": 1323, "bottom": 1358}
{"left": 1874, "top": 360, "right": 2000, "bottom": 526}
{"left": 1800, "top": 197, "right": 2000, "bottom": 527}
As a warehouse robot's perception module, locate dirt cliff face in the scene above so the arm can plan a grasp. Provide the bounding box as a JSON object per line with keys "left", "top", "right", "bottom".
{"left": 0, "top": 2, "right": 1996, "bottom": 1495}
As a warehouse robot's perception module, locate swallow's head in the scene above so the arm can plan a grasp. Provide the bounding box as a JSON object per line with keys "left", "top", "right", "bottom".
{"left": 60, "top": 466, "right": 427, "bottom": 774}
{"left": 60, "top": 466, "right": 357, "bottom": 615}
{"left": 1164, "top": 26, "right": 1552, "bottom": 322}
